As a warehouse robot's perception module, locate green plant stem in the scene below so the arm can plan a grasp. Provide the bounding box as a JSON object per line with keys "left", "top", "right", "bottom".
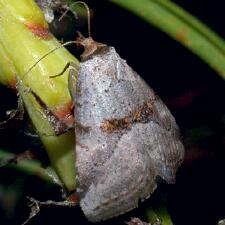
{"left": 111, "top": 0, "right": 225, "bottom": 78}
{"left": 0, "top": 149, "right": 61, "bottom": 186}
{"left": 156, "top": 0, "right": 225, "bottom": 54}
{"left": 146, "top": 205, "right": 173, "bottom": 225}
{"left": 0, "top": 0, "right": 77, "bottom": 192}
{"left": 17, "top": 79, "right": 76, "bottom": 192}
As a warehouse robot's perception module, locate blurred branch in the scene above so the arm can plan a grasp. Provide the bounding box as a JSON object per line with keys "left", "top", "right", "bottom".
{"left": 0, "top": 149, "right": 62, "bottom": 186}
{"left": 146, "top": 204, "right": 174, "bottom": 225}
{"left": 110, "top": 0, "right": 225, "bottom": 79}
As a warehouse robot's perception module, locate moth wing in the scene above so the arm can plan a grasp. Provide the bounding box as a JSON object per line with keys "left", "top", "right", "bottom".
{"left": 79, "top": 123, "right": 157, "bottom": 222}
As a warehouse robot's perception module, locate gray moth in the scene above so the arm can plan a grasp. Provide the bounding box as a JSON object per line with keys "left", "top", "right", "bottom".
{"left": 16, "top": 1, "right": 184, "bottom": 223}
{"left": 73, "top": 37, "right": 185, "bottom": 222}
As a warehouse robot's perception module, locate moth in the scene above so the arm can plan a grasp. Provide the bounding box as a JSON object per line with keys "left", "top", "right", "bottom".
{"left": 22, "top": 2, "right": 184, "bottom": 222}
{"left": 69, "top": 35, "right": 185, "bottom": 222}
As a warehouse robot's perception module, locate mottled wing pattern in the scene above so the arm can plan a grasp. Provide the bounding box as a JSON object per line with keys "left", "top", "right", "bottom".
{"left": 75, "top": 47, "right": 184, "bottom": 222}
{"left": 80, "top": 125, "right": 157, "bottom": 222}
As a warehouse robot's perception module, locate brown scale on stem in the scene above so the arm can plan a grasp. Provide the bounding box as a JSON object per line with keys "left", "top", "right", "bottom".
{"left": 24, "top": 22, "right": 52, "bottom": 39}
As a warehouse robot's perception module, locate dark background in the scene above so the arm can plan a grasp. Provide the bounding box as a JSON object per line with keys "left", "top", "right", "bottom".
{"left": 1, "top": 1, "right": 225, "bottom": 225}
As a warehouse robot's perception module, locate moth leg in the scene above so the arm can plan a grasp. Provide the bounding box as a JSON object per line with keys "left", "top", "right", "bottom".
{"left": 50, "top": 62, "right": 71, "bottom": 78}
{"left": 49, "top": 61, "right": 78, "bottom": 78}
{"left": 68, "top": 62, "right": 78, "bottom": 101}
{"left": 50, "top": 62, "right": 78, "bottom": 101}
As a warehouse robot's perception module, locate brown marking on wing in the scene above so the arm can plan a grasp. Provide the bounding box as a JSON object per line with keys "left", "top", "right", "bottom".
{"left": 133, "top": 101, "right": 153, "bottom": 123}
{"left": 100, "top": 100, "right": 154, "bottom": 133}
{"left": 100, "top": 117, "right": 131, "bottom": 133}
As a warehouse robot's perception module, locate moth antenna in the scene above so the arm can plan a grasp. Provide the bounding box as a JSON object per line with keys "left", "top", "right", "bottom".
{"left": 21, "top": 1, "right": 92, "bottom": 82}
{"left": 58, "top": 6, "right": 79, "bottom": 21}
{"left": 59, "top": 1, "right": 91, "bottom": 38}
{"left": 21, "top": 40, "right": 78, "bottom": 82}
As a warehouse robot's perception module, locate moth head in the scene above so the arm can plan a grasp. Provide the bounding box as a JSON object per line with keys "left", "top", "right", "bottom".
{"left": 76, "top": 32, "right": 106, "bottom": 61}
{"left": 60, "top": 1, "right": 107, "bottom": 60}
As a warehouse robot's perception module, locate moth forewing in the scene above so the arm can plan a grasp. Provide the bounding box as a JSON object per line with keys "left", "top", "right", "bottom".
{"left": 74, "top": 45, "right": 184, "bottom": 222}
